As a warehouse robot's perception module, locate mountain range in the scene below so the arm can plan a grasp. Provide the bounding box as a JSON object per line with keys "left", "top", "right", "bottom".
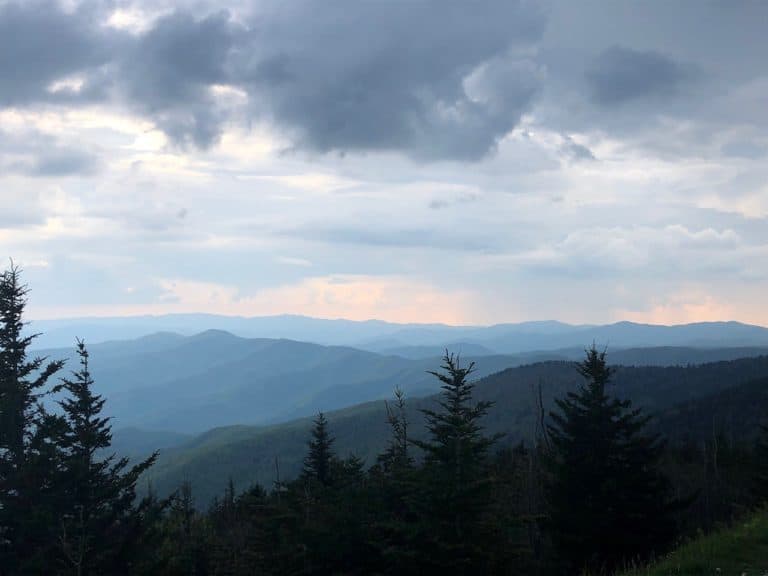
{"left": 30, "top": 314, "right": 768, "bottom": 355}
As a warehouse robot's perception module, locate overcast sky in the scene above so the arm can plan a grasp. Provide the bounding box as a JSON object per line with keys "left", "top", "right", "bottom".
{"left": 2, "top": 0, "right": 767, "bottom": 325}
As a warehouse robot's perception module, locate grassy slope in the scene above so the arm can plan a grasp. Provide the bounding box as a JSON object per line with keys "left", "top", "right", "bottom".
{"left": 622, "top": 510, "right": 768, "bottom": 576}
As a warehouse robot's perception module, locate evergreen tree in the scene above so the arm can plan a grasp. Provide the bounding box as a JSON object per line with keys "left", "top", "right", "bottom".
{"left": 0, "top": 264, "right": 64, "bottom": 573}
{"left": 753, "top": 424, "right": 768, "bottom": 503}
{"left": 302, "top": 412, "right": 335, "bottom": 487}
{"left": 377, "top": 387, "right": 412, "bottom": 474}
{"left": 546, "top": 346, "right": 677, "bottom": 574}
{"left": 410, "top": 352, "right": 502, "bottom": 574}
{"left": 53, "top": 339, "right": 158, "bottom": 575}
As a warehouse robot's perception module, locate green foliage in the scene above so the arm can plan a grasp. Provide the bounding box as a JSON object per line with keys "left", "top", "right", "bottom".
{"left": 620, "top": 509, "right": 768, "bottom": 576}
{"left": 546, "top": 346, "right": 678, "bottom": 574}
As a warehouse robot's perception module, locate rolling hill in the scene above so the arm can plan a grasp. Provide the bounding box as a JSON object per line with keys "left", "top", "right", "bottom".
{"left": 143, "top": 354, "right": 768, "bottom": 506}
{"left": 40, "top": 331, "right": 560, "bottom": 433}
{"left": 41, "top": 328, "right": 768, "bottom": 435}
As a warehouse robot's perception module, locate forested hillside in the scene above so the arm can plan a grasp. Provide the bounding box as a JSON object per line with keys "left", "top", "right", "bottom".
{"left": 146, "top": 355, "right": 768, "bottom": 505}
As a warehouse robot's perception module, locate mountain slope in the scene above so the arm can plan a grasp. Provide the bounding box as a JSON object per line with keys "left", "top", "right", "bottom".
{"left": 144, "top": 355, "right": 768, "bottom": 506}
{"left": 41, "top": 331, "right": 547, "bottom": 433}
{"left": 621, "top": 510, "right": 768, "bottom": 576}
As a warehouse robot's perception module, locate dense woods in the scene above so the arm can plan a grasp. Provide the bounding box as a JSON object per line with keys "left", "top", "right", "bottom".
{"left": 3, "top": 267, "right": 768, "bottom": 575}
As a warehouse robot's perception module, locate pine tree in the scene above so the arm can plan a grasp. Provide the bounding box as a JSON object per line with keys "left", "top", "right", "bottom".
{"left": 54, "top": 339, "right": 158, "bottom": 575}
{"left": 410, "top": 352, "right": 502, "bottom": 574}
{"left": 0, "top": 264, "right": 64, "bottom": 572}
{"left": 377, "top": 387, "right": 412, "bottom": 474}
{"left": 546, "top": 346, "right": 677, "bottom": 574}
{"left": 302, "top": 412, "right": 335, "bottom": 487}
{"left": 753, "top": 424, "right": 768, "bottom": 502}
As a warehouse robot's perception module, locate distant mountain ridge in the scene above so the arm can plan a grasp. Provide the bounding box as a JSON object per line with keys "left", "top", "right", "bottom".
{"left": 38, "top": 328, "right": 768, "bottom": 437}
{"left": 28, "top": 314, "right": 768, "bottom": 356}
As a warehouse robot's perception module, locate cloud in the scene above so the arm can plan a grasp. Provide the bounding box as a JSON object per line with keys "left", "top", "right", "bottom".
{"left": 117, "top": 10, "right": 235, "bottom": 148}
{"left": 281, "top": 225, "right": 494, "bottom": 252}
{"left": 0, "top": 0, "right": 547, "bottom": 159}
{"left": 237, "top": 0, "right": 545, "bottom": 160}
{"left": 29, "top": 149, "right": 100, "bottom": 176}
{"left": 0, "top": 1, "right": 111, "bottom": 106}
{"left": 619, "top": 288, "right": 737, "bottom": 325}
{"left": 586, "top": 46, "right": 694, "bottom": 106}
{"left": 31, "top": 275, "right": 477, "bottom": 324}
{"left": 0, "top": 126, "right": 101, "bottom": 177}
{"left": 560, "top": 135, "right": 596, "bottom": 162}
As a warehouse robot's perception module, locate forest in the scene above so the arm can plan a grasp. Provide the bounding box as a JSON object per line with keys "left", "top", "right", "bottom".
{"left": 2, "top": 264, "right": 768, "bottom": 576}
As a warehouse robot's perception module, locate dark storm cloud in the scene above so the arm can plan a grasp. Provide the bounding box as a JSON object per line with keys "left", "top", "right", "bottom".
{"left": 586, "top": 46, "right": 694, "bottom": 106}
{"left": 0, "top": 0, "right": 546, "bottom": 159}
{"left": 239, "top": 0, "right": 545, "bottom": 160}
{"left": 0, "top": 0, "right": 758, "bottom": 163}
{"left": 0, "top": 1, "right": 113, "bottom": 106}
{"left": 117, "top": 11, "right": 235, "bottom": 148}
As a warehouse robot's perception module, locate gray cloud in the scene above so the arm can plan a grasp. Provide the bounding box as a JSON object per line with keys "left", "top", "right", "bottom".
{"left": 560, "top": 135, "right": 596, "bottom": 162}
{"left": 720, "top": 139, "right": 767, "bottom": 160}
{"left": 29, "top": 150, "right": 101, "bottom": 176}
{"left": 0, "top": 128, "right": 101, "bottom": 177}
{"left": 238, "top": 0, "right": 545, "bottom": 160}
{"left": 117, "top": 11, "right": 235, "bottom": 148}
{"left": 281, "top": 225, "right": 494, "bottom": 253}
{"left": 0, "top": 1, "right": 113, "bottom": 106}
{"left": 586, "top": 46, "right": 694, "bottom": 106}
{"left": 0, "top": 0, "right": 546, "bottom": 160}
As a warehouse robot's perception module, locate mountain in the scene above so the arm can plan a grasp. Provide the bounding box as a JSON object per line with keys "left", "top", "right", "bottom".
{"left": 28, "top": 314, "right": 768, "bottom": 355}
{"left": 110, "top": 427, "right": 192, "bottom": 459}
{"left": 39, "top": 331, "right": 542, "bottom": 434}
{"left": 143, "top": 354, "right": 768, "bottom": 506}
{"left": 40, "top": 328, "right": 768, "bottom": 436}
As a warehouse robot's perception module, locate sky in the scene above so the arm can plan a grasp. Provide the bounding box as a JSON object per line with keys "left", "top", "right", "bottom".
{"left": 2, "top": 0, "right": 768, "bottom": 326}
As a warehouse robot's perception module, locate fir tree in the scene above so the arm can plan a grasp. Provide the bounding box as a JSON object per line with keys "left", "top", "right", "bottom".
{"left": 753, "top": 424, "right": 768, "bottom": 502}
{"left": 0, "top": 264, "right": 64, "bottom": 573}
{"left": 54, "top": 339, "right": 158, "bottom": 575}
{"left": 302, "top": 412, "right": 335, "bottom": 487}
{"left": 410, "top": 352, "right": 502, "bottom": 574}
{"left": 377, "top": 387, "right": 412, "bottom": 474}
{"left": 546, "top": 346, "right": 677, "bottom": 574}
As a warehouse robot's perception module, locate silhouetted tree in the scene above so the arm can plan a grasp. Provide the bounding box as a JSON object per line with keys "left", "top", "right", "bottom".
{"left": 546, "top": 346, "right": 677, "bottom": 574}
{"left": 0, "top": 264, "right": 64, "bottom": 573}
{"left": 410, "top": 352, "right": 503, "bottom": 574}
{"left": 377, "top": 387, "right": 412, "bottom": 474}
{"left": 753, "top": 424, "right": 768, "bottom": 503}
{"left": 302, "top": 412, "right": 335, "bottom": 487}
{"left": 54, "top": 339, "right": 158, "bottom": 575}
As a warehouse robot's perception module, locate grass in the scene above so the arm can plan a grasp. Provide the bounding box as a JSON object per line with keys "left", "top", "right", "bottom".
{"left": 621, "top": 510, "right": 768, "bottom": 575}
